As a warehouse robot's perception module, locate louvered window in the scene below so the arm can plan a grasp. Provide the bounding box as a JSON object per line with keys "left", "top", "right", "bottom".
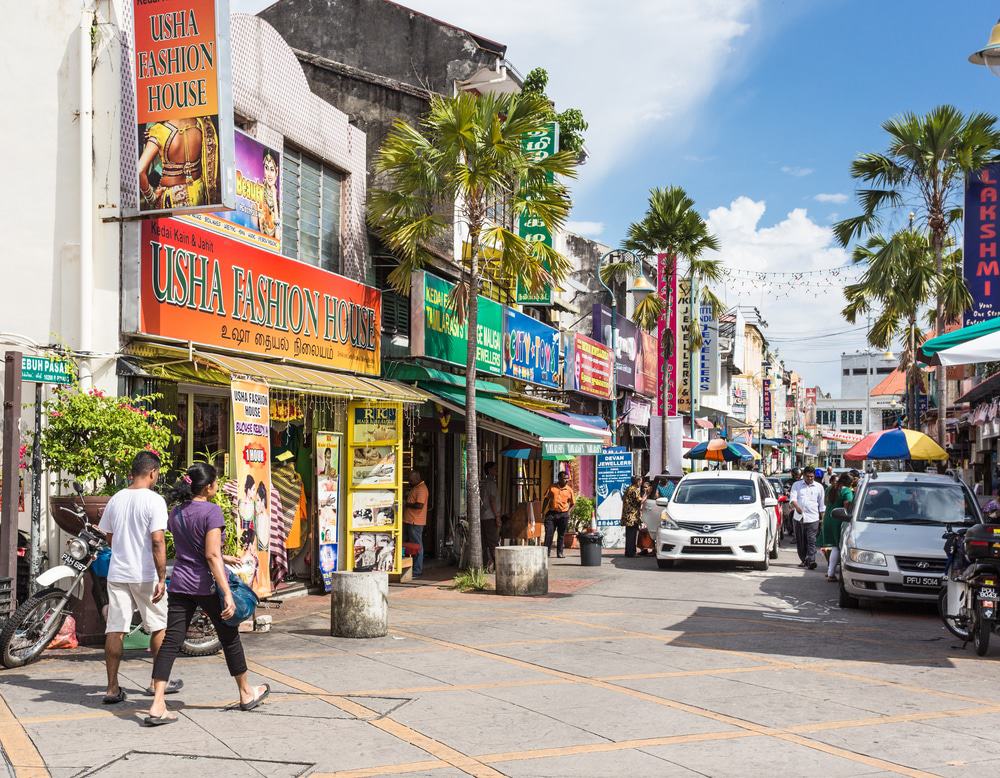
{"left": 282, "top": 147, "right": 343, "bottom": 272}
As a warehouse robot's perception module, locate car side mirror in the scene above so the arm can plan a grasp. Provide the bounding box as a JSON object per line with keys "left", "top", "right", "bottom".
{"left": 655, "top": 497, "right": 670, "bottom": 507}
{"left": 763, "top": 497, "right": 778, "bottom": 508}
{"left": 832, "top": 508, "right": 849, "bottom": 520}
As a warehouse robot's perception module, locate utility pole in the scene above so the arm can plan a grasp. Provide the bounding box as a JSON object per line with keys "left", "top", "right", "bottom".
{"left": 866, "top": 312, "right": 872, "bottom": 436}
{"left": 1, "top": 352, "right": 23, "bottom": 614}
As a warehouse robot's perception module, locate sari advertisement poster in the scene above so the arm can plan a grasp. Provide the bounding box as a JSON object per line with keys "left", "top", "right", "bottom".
{"left": 132, "top": 0, "right": 233, "bottom": 215}
{"left": 186, "top": 130, "right": 281, "bottom": 253}
{"left": 231, "top": 379, "right": 271, "bottom": 597}
{"left": 137, "top": 218, "right": 382, "bottom": 373}
{"left": 315, "top": 431, "right": 341, "bottom": 591}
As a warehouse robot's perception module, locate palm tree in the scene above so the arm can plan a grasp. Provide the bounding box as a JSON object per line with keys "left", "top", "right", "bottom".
{"left": 833, "top": 105, "right": 1000, "bottom": 443}
{"left": 621, "top": 187, "right": 721, "bottom": 429}
{"left": 368, "top": 91, "right": 579, "bottom": 571}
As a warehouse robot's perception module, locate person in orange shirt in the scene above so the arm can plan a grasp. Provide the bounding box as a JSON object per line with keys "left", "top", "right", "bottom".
{"left": 541, "top": 471, "right": 575, "bottom": 558}
{"left": 403, "top": 469, "right": 429, "bottom": 577}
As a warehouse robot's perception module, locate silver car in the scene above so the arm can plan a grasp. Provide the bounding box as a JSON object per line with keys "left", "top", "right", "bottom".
{"left": 837, "top": 471, "right": 982, "bottom": 608}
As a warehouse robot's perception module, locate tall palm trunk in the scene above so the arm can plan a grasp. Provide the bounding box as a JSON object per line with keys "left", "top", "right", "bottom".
{"left": 931, "top": 217, "right": 947, "bottom": 446}
{"left": 908, "top": 318, "right": 917, "bottom": 430}
{"left": 464, "top": 221, "right": 483, "bottom": 571}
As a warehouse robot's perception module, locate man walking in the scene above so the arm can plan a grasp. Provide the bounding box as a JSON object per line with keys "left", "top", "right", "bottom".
{"left": 480, "top": 462, "right": 500, "bottom": 572}
{"left": 541, "top": 471, "right": 574, "bottom": 558}
{"left": 98, "top": 451, "right": 181, "bottom": 703}
{"left": 790, "top": 467, "right": 825, "bottom": 570}
{"left": 403, "top": 469, "right": 428, "bottom": 577}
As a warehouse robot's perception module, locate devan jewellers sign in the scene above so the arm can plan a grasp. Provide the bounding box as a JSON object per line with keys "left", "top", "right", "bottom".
{"left": 136, "top": 218, "right": 381, "bottom": 374}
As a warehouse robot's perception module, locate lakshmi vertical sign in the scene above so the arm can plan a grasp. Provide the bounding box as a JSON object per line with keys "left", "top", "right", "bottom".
{"left": 129, "top": 0, "right": 235, "bottom": 216}
{"left": 231, "top": 379, "right": 272, "bottom": 598}
{"left": 964, "top": 164, "right": 1000, "bottom": 325}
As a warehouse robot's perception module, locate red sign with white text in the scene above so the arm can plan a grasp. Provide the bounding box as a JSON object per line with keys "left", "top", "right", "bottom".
{"left": 568, "top": 333, "right": 613, "bottom": 399}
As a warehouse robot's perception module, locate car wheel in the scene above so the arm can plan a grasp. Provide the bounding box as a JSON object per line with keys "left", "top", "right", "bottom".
{"left": 752, "top": 546, "right": 769, "bottom": 572}
{"left": 656, "top": 559, "right": 675, "bottom": 569}
{"left": 838, "top": 577, "right": 859, "bottom": 609}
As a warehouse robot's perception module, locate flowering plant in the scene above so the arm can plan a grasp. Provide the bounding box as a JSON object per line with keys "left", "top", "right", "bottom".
{"left": 39, "top": 385, "right": 178, "bottom": 494}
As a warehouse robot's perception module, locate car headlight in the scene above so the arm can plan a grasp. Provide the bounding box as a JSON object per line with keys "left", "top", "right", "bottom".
{"left": 659, "top": 510, "right": 679, "bottom": 530}
{"left": 736, "top": 514, "right": 760, "bottom": 531}
{"left": 67, "top": 538, "right": 89, "bottom": 561}
{"left": 848, "top": 548, "right": 887, "bottom": 567}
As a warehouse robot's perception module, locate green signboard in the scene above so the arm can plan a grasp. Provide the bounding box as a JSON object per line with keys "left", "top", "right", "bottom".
{"left": 21, "top": 355, "right": 73, "bottom": 385}
{"left": 516, "top": 122, "right": 559, "bottom": 306}
{"left": 413, "top": 272, "right": 503, "bottom": 375}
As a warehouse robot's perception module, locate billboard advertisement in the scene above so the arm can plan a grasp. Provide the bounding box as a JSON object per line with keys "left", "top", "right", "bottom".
{"left": 592, "top": 304, "right": 639, "bottom": 391}
{"left": 186, "top": 130, "right": 281, "bottom": 253}
{"left": 596, "top": 446, "right": 634, "bottom": 548}
{"left": 410, "top": 271, "right": 503, "bottom": 375}
{"left": 131, "top": 0, "right": 234, "bottom": 216}
{"left": 964, "top": 164, "right": 1000, "bottom": 325}
{"left": 503, "top": 308, "right": 560, "bottom": 388}
{"left": 565, "top": 333, "right": 613, "bottom": 399}
{"left": 137, "top": 218, "right": 382, "bottom": 373}
{"left": 231, "top": 379, "right": 272, "bottom": 598}
{"left": 637, "top": 330, "right": 658, "bottom": 399}
{"left": 315, "top": 431, "right": 341, "bottom": 592}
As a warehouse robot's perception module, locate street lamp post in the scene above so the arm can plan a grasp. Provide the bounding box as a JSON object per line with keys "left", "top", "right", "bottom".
{"left": 970, "top": 18, "right": 1000, "bottom": 75}
{"left": 597, "top": 249, "right": 655, "bottom": 446}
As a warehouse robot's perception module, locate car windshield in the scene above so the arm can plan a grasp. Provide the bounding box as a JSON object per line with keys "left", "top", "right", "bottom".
{"left": 857, "top": 482, "right": 978, "bottom": 525}
{"left": 673, "top": 479, "right": 756, "bottom": 505}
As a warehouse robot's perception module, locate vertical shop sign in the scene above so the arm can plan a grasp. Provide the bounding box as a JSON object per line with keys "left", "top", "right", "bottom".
{"left": 186, "top": 129, "right": 281, "bottom": 253}
{"left": 347, "top": 403, "right": 403, "bottom": 575}
{"left": 677, "top": 279, "right": 692, "bottom": 414}
{"left": 231, "top": 379, "right": 271, "bottom": 598}
{"left": 515, "top": 122, "right": 559, "bottom": 305}
{"left": 596, "top": 446, "right": 634, "bottom": 548}
{"left": 410, "top": 271, "right": 503, "bottom": 375}
{"left": 656, "top": 253, "right": 678, "bottom": 416}
{"left": 565, "top": 333, "right": 613, "bottom": 399}
{"left": 964, "top": 164, "right": 1000, "bottom": 325}
{"left": 315, "top": 431, "right": 341, "bottom": 591}
{"left": 699, "top": 301, "right": 718, "bottom": 395}
{"left": 503, "top": 307, "right": 560, "bottom": 388}
{"left": 762, "top": 378, "right": 772, "bottom": 430}
{"left": 636, "top": 330, "right": 658, "bottom": 398}
{"left": 129, "top": 0, "right": 234, "bottom": 216}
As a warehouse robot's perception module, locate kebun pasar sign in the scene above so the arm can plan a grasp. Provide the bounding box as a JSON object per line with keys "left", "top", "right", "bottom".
{"left": 137, "top": 218, "right": 381, "bottom": 374}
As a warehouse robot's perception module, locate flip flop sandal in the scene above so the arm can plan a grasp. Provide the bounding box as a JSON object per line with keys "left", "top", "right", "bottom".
{"left": 142, "top": 714, "right": 178, "bottom": 727}
{"left": 239, "top": 684, "right": 270, "bottom": 711}
{"left": 102, "top": 689, "right": 127, "bottom": 705}
{"left": 143, "top": 679, "right": 184, "bottom": 696}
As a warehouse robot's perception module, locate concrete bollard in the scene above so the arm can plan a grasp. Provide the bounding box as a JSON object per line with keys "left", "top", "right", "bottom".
{"left": 330, "top": 571, "right": 389, "bottom": 638}
{"left": 495, "top": 546, "right": 548, "bottom": 596}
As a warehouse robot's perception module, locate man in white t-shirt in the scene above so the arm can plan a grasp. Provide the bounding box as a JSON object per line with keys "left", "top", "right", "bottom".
{"left": 790, "top": 468, "right": 826, "bottom": 570}
{"left": 97, "top": 451, "right": 180, "bottom": 703}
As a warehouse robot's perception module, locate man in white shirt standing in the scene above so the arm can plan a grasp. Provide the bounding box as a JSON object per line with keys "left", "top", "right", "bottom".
{"left": 790, "top": 468, "right": 826, "bottom": 570}
{"left": 97, "top": 451, "right": 181, "bottom": 703}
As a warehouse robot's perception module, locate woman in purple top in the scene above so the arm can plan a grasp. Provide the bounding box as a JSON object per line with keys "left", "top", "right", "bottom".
{"left": 145, "top": 463, "right": 269, "bottom": 726}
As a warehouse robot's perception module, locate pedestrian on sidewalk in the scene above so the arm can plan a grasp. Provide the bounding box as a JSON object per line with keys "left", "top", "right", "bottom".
{"left": 789, "top": 468, "right": 825, "bottom": 570}
{"left": 98, "top": 450, "right": 181, "bottom": 705}
{"left": 403, "top": 470, "right": 428, "bottom": 577}
{"left": 542, "top": 471, "right": 575, "bottom": 558}
{"left": 145, "top": 463, "right": 269, "bottom": 726}
{"left": 480, "top": 462, "right": 500, "bottom": 572}
{"left": 818, "top": 473, "right": 854, "bottom": 581}
{"left": 620, "top": 476, "right": 644, "bottom": 558}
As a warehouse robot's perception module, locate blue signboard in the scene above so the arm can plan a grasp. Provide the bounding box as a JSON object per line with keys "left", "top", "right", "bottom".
{"left": 596, "top": 446, "right": 634, "bottom": 527}
{"left": 503, "top": 307, "right": 560, "bottom": 388}
{"left": 964, "top": 164, "right": 1000, "bottom": 325}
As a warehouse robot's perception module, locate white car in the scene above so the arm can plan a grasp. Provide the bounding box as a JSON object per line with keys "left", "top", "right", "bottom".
{"left": 655, "top": 471, "right": 780, "bottom": 571}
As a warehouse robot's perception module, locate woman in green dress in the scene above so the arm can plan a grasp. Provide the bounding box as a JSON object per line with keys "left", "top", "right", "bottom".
{"left": 819, "top": 473, "right": 854, "bottom": 581}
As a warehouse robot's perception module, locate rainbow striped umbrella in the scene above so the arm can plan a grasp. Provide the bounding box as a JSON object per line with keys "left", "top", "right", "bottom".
{"left": 843, "top": 427, "right": 946, "bottom": 461}
{"left": 684, "top": 438, "right": 761, "bottom": 462}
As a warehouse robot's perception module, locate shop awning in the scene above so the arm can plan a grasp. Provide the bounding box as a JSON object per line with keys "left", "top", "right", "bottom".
{"left": 384, "top": 363, "right": 508, "bottom": 394}
{"left": 536, "top": 410, "right": 613, "bottom": 444}
{"left": 124, "top": 344, "right": 429, "bottom": 404}
{"left": 420, "top": 384, "right": 604, "bottom": 456}
{"left": 918, "top": 317, "right": 1000, "bottom": 366}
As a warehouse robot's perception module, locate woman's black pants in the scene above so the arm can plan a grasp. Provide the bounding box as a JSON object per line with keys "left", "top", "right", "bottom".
{"left": 152, "top": 591, "right": 247, "bottom": 681}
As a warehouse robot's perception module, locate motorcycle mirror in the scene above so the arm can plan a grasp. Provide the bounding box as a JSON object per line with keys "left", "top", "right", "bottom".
{"left": 72, "top": 481, "right": 84, "bottom": 497}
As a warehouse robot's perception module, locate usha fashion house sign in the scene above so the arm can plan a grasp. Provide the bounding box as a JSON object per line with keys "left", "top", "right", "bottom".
{"left": 135, "top": 218, "right": 382, "bottom": 373}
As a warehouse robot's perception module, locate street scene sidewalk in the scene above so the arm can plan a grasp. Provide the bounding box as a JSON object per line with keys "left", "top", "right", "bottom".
{"left": 4, "top": 545, "right": 1000, "bottom": 778}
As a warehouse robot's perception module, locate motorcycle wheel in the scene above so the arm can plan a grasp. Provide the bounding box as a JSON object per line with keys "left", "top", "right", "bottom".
{"left": 974, "top": 612, "right": 991, "bottom": 657}
{"left": 181, "top": 607, "right": 221, "bottom": 657}
{"left": 938, "top": 589, "right": 971, "bottom": 641}
{"left": 0, "top": 587, "right": 69, "bottom": 669}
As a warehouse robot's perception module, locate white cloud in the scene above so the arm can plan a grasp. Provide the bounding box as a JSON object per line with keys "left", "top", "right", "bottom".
{"left": 781, "top": 165, "right": 814, "bottom": 177}
{"left": 705, "top": 197, "right": 864, "bottom": 393}
{"left": 814, "top": 192, "right": 849, "bottom": 204}
{"left": 565, "top": 220, "right": 605, "bottom": 237}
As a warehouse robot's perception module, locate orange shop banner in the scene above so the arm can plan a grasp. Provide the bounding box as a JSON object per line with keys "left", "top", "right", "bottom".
{"left": 138, "top": 218, "right": 382, "bottom": 374}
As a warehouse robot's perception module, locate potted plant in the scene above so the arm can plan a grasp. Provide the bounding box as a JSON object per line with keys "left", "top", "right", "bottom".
{"left": 565, "top": 496, "right": 596, "bottom": 549}
{"left": 40, "top": 384, "right": 178, "bottom": 528}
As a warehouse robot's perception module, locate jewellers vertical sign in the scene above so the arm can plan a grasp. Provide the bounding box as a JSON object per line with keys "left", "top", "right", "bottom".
{"left": 124, "top": 0, "right": 235, "bottom": 216}
{"left": 964, "top": 164, "right": 1000, "bottom": 325}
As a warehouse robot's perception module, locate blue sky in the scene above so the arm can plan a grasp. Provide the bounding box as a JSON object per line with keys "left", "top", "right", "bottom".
{"left": 238, "top": 1, "right": 1000, "bottom": 393}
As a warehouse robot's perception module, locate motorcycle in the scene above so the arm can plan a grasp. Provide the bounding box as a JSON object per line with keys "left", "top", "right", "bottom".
{"left": 0, "top": 484, "right": 221, "bottom": 668}
{"left": 939, "top": 521, "right": 1000, "bottom": 656}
